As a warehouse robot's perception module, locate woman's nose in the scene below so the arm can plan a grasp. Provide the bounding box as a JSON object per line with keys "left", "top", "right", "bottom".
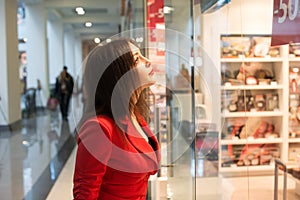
{"left": 141, "top": 56, "right": 151, "bottom": 67}
{"left": 145, "top": 61, "right": 151, "bottom": 68}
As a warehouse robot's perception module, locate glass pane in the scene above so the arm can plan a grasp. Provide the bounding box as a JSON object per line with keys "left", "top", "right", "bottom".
{"left": 162, "top": 0, "right": 197, "bottom": 198}
{"left": 195, "top": 0, "right": 297, "bottom": 199}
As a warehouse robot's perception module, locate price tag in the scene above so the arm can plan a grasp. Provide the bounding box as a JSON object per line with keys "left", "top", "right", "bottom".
{"left": 271, "top": 0, "right": 300, "bottom": 46}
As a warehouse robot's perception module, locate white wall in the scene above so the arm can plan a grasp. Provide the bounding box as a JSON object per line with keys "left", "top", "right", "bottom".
{"left": 24, "top": 3, "right": 49, "bottom": 105}
{"left": 63, "top": 29, "right": 77, "bottom": 78}
{"left": 47, "top": 20, "right": 64, "bottom": 84}
{"left": 202, "top": 0, "right": 273, "bottom": 64}
{"left": 73, "top": 35, "right": 83, "bottom": 93}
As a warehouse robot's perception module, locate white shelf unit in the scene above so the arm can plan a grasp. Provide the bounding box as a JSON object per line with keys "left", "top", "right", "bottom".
{"left": 221, "top": 111, "right": 283, "bottom": 118}
{"left": 221, "top": 138, "right": 283, "bottom": 145}
{"left": 219, "top": 165, "right": 274, "bottom": 173}
{"left": 288, "top": 59, "right": 300, "bottom": 162}
{"left": 218, "top": 41, "right": 290, "bottom": 175}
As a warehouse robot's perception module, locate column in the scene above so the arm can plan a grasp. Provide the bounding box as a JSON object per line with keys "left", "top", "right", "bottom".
{"left": 0, "top": 0, "right": 21, "bottom": 126}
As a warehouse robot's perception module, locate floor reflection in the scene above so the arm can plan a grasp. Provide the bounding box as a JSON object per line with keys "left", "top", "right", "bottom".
{"left": 0, "top": 110, "right": 76, "bottom": 200}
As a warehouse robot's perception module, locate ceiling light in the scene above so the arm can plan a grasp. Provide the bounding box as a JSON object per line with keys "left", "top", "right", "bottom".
{"left": 75, "top": 7, "right": 85, "bottom": 15}
{"left": 77, "top": 10, "right": 85, "bottom": 15}
{"left": 94, "top": 37, "right": 101, "bottom": 44}
{"left": 106, "top": 38, "right": 111, "bottom": 43}
{"left": 85, "top": 22, "right": 93, "bottom": 27}
{"left": 75, "top": 7, "right": 84, "bottom": 12}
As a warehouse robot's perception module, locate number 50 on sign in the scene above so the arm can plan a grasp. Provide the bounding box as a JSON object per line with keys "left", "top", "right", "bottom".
{"left": 274, "top": 0, "right": 299, "bottom": 23}
{"left": 272, "top": 0, "right": 300, "bottom": 46}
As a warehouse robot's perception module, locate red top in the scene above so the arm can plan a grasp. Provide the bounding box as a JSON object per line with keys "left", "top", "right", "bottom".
{"left": 73, "top": 115, "right": 160, "bottom": 200}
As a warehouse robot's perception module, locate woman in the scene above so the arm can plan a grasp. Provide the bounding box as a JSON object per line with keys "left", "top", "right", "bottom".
{"left": 73, "top": 38, "right": 160, "bottom": 200}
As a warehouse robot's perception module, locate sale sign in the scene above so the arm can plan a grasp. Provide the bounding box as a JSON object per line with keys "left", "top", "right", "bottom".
{"left": 147, "top": 0, "right": 165, "bottom": 55}
{"left": 272, "top": 0, "right": 300, "bottom": 46}
{"left": 147, "top": 0, "right": 164, "bottom": 41}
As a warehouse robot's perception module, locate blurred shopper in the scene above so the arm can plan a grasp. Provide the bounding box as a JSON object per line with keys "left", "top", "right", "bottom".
{"left": 19, "top": 51, "right": 27, "bottom": 94}
{"left": 73, "top": 38, "right": 160, "bottom": 200}
{"left": 55, "top": 66, "right": 74, "bottom": 120}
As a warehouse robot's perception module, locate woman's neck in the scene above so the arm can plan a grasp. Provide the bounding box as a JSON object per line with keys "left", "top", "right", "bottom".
{"left": 131, "top": 114, "right": 148, "bottom": 142}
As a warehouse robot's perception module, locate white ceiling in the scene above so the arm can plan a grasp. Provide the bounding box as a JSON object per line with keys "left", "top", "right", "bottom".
{"left": 20, "top": 0, "right": 144, "bottom": 40}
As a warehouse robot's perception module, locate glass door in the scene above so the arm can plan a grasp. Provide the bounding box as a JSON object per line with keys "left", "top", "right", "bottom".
{"left": 144, "top": 0, "right": 198, "bottom": 199}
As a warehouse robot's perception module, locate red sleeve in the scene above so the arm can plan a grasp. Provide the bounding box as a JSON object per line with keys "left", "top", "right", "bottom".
{"left": 73, "top": 118, "right": 112, "bottom": 200}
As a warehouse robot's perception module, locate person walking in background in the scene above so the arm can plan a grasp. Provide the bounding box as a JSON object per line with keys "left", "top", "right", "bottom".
{"left": 73, "top": 38, "right": 160, "bottom": 200}
{"left": 55, "top": 66, "right": 74, "bottom": 120}
{"left": 19, "top": 51, "right": 27, "bottom": 94}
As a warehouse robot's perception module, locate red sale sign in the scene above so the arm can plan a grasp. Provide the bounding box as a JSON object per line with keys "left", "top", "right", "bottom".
{"left": 272, "top": 0, "right": 300, "bottom": 46}
{"left": 147, "top": 0, "right": 165, "bottom": 55}
{"left": 147, "top": 0, "right": 164, "bottom": 41}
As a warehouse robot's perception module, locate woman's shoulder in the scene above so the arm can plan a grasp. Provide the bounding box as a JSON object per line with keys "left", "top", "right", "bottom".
{"left": 82, "top": 115, "right": 115, "bottom": 129}
{"left": 77, "top": 115, "right": 116, "bottom": 142}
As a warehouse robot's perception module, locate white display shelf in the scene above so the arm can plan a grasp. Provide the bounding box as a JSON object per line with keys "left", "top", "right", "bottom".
{"left": 217, "top": 36, "right": 293, "bottom": 176}
{"left": 221, "top": 138, "right": 283, "bottom": 145}
{"left": 219, "top": 165, "right": 274, "bottom": 173}
{"left": 288, "top": 58, "right": 300, "bottom": 167}
{"left": 288, "top": 138, "right": 300, "bottom": 143}
{"left": 221, "top": 57, "right": 283, "bottom": 63}
{"left": 288, "top": 57, "right": 300, "bottom": 62}
{"left": 221, "top": 85, "right": 283, "bottom": 90}
{"left": 221, "top": 111, "right": 283, "bottom": 118}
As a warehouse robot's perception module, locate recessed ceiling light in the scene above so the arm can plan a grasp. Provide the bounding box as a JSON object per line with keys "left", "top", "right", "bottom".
{"left": 75, "top": 7, "right": 83, "bottom": 12}
{"left": 77, "top": 10, "right": 85, "bottom": 15}
{"left": 106, "top": 38, "right": 111, "bottom": 43}
{"left": 94, "top": 37, "right": 101, "bottom": 44}
{"left": 85, "top": 22, "right": 93, "bottom": 27}
{"left": 75, "top": 7, "right": 85, "bottom": 15}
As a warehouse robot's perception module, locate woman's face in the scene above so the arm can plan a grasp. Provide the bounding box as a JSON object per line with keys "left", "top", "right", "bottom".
{"left": 129, "top": 43, "right": 155, "bottom": 89}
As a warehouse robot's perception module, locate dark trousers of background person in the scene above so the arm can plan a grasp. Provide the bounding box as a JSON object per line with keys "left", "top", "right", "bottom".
{"left": 59, "top": 93, "right": 71, "bottom": 120}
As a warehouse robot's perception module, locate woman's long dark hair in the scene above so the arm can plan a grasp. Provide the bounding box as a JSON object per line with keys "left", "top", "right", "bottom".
{"left": 79, "top": 38, "right": 150, "bottom": 130}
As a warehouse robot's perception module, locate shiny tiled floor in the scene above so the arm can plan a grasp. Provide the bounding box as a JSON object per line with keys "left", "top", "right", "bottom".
{"left": 0, "top": 110, "right": 76, "bottom": 200}
{"left": 48, "top": 150, "right": 300, "bottom": 200}
{"left": 48, "top": 144, "right": 300, "bottom": 199}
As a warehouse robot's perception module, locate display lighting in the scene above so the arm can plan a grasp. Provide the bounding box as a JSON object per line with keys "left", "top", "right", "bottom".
{"left": 135, "top": 37, "right": 143, "bottom": 43}
{"left": 75, "top": 7, "right": 85, "bottom": 15}
{"left": 94, "top": 37, "right": 101, "bottom": 44}
{"left": 163, "top": 6, "right": 174, "bottom": 14}
{"left": 292, "top": 68, "right": 300, "bottom": 73}
{"left": 85, "top": 22, "right": 93, "bottom": 27}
